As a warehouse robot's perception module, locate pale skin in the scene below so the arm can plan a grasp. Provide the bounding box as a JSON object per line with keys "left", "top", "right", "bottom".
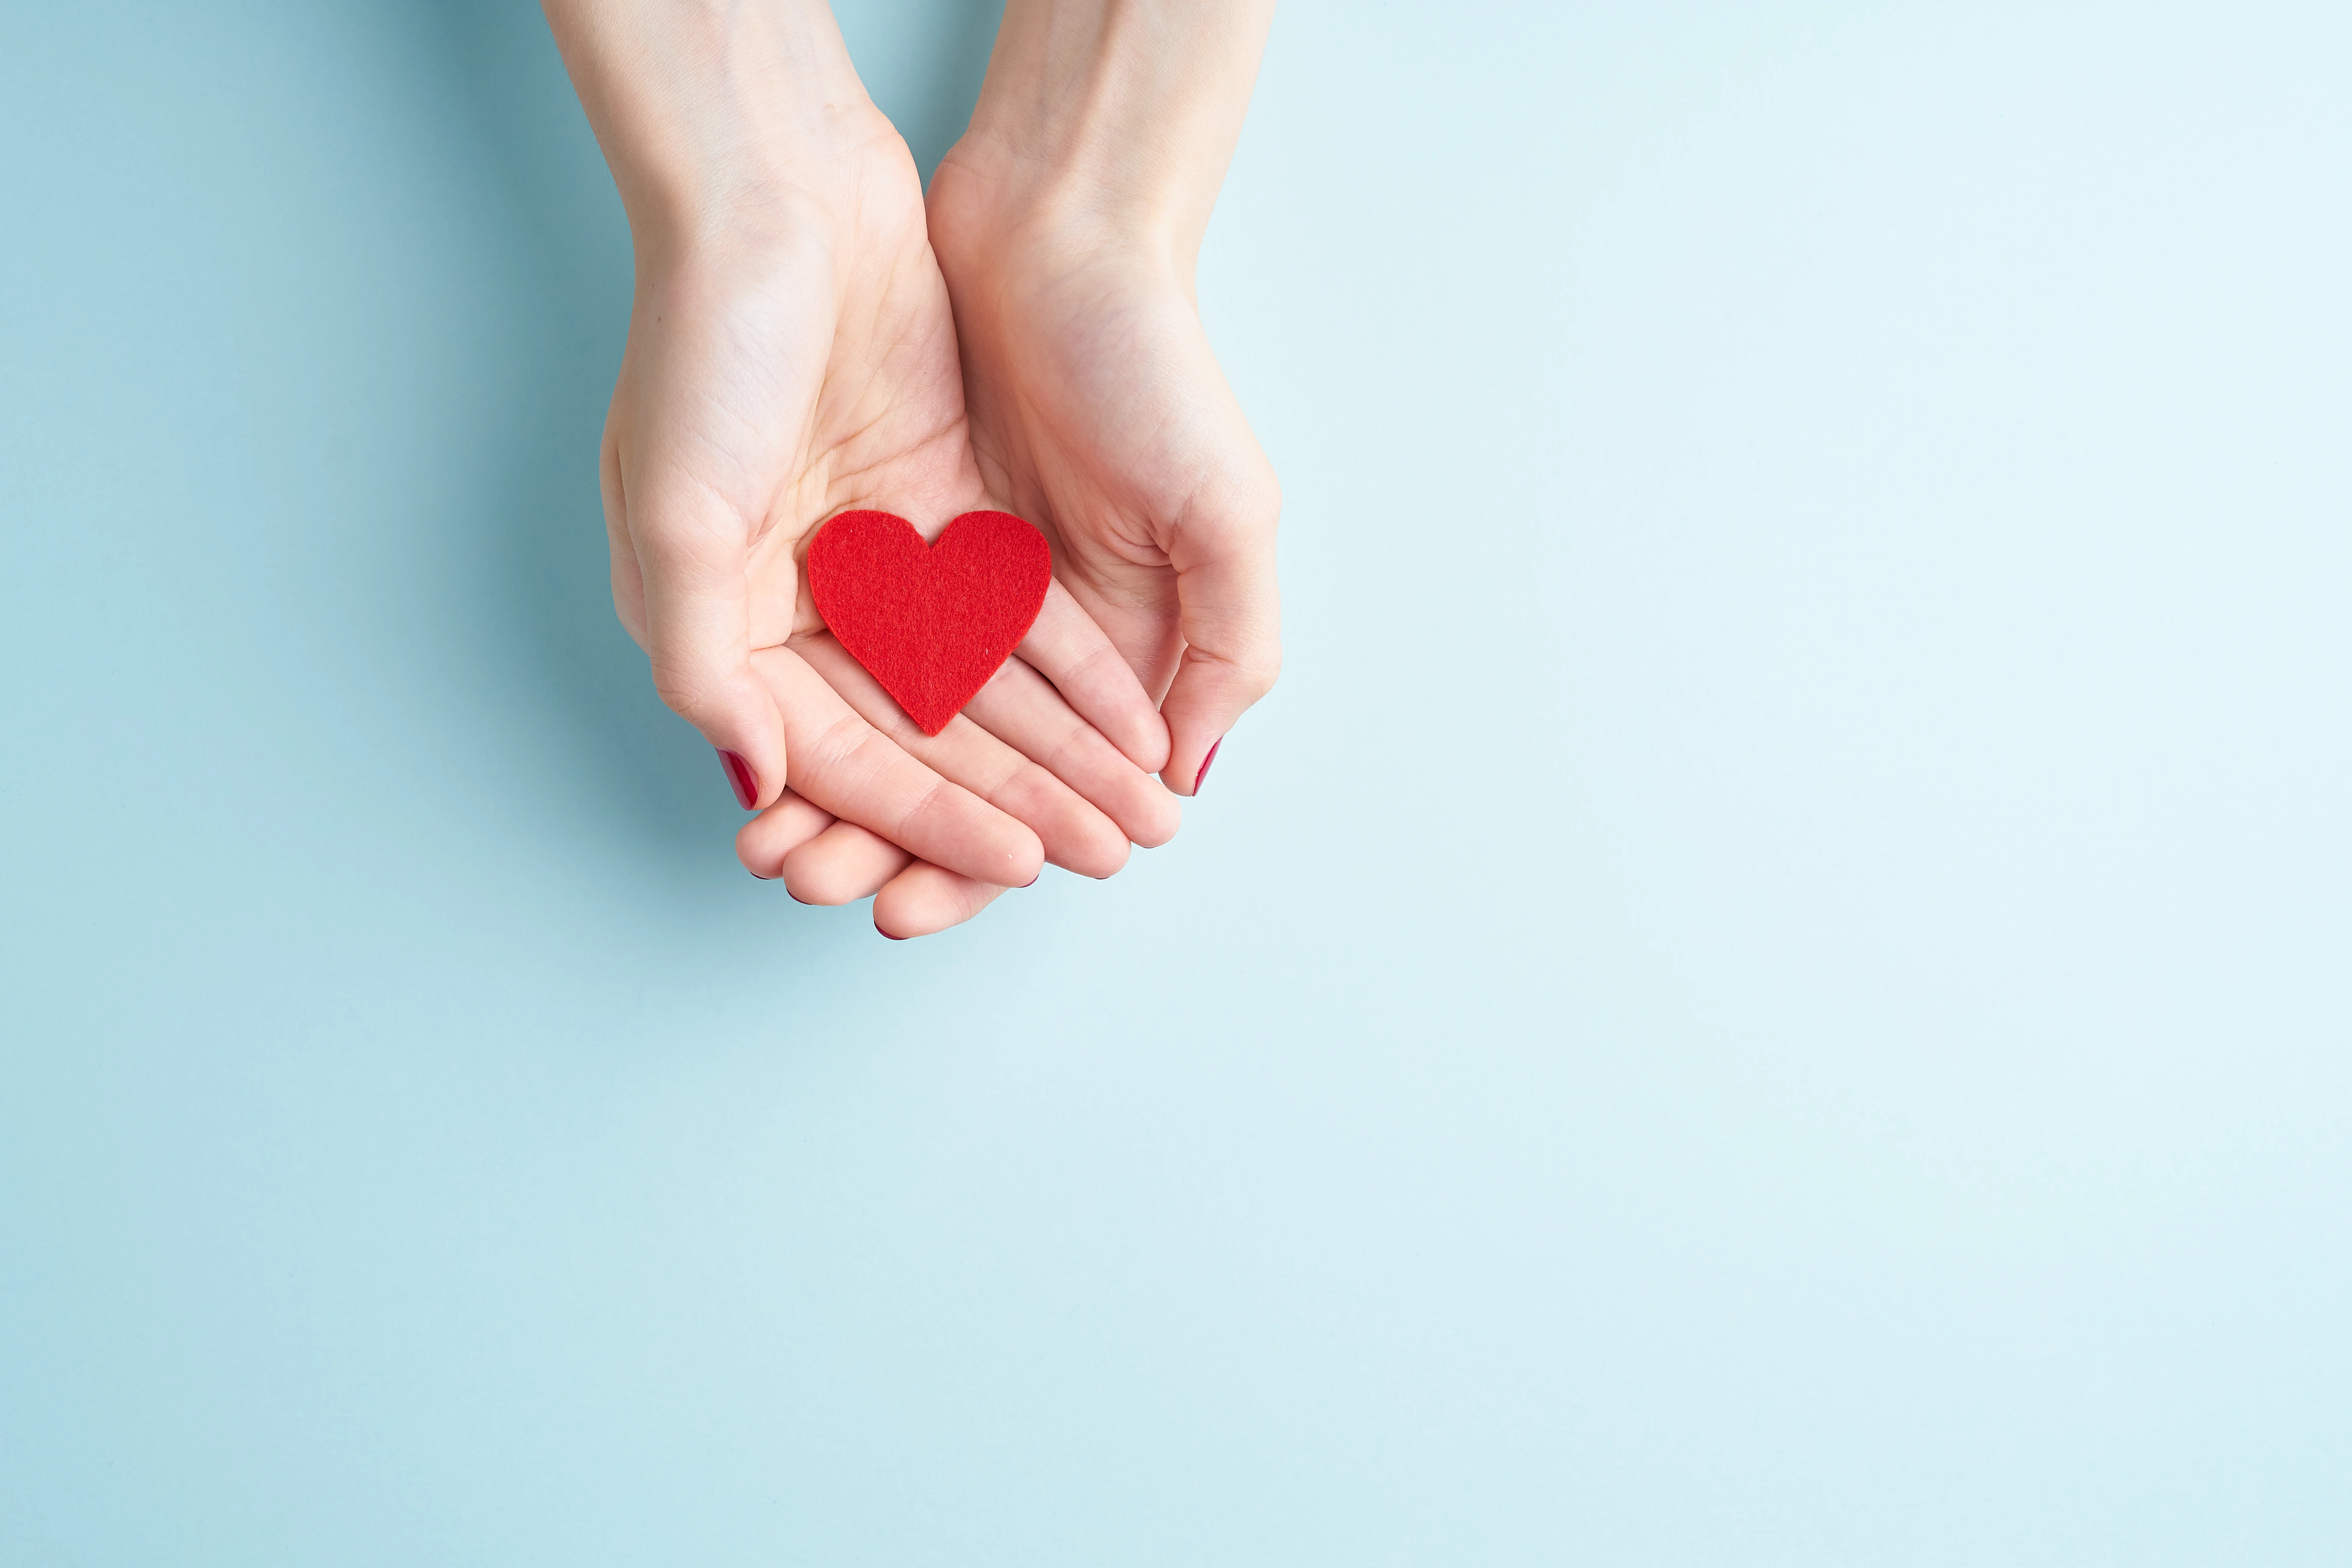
{"left": 542, "top": 0, "right": 1279, "bottom": 937}
{"left": 932, "top": 0, "right": 1283, "bottom": 795}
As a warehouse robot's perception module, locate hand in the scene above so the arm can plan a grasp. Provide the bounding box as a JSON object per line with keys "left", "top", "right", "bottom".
{"left": 926, "top": 0, "right": 1284, "bottom": 796}
{"left": 544, "top": 0, "right": 1179, "bottom": 934}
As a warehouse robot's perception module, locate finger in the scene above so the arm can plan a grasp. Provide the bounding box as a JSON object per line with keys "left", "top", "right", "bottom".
{"left": 873, "top": 860, "right": 1009, "bottom": 940}
{"left": 735, "top": 789, "right": 834, "bottom": 879}
{"left": 963, "top": 655, "right": 1181, "bottom": 850}
{"left": 752, "top": 645, "right": 1045, "bottom": 888}
{"left": 1018, "top": 580, "right": 1172, "bottom": 774}
{"left": 780, "top": 820, "right": 914, "bottom": 906}
{"left": 795, "top": 636, "right": 1132, "bottom": 879}
{"left": 620, "top": 459, "right": 789, "bottom": 813}
{"left": 1161, "top": 497, "right": 1282, "bottom": 796}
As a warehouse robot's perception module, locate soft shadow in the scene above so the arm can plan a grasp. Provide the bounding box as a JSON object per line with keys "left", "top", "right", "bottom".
{"left": 400, "top": 1, "right": 711, "bottom": 867}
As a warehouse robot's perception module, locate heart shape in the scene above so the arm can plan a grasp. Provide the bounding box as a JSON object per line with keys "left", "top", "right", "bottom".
{"left": 806, "top": 509, "right": 1054, "bottom": 736}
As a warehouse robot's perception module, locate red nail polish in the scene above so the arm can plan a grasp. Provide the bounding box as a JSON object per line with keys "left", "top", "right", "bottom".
{"left": 716, "top": 748, "right": 757, "bottom": 810}
{"left": 1192, "top": 736, "right": 1223, "bottom": 794}
{"left": 880, "top": 929, "right": 907, "bottom": 941}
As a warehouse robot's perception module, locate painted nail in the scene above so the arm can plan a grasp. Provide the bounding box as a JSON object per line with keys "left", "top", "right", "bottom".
{"left": 880, "top": 930, "right": 907, "bottom": 941}
{"left": 1192, "top": 736, "right": 1224, "bottom": 794}
{"left": 716, "top": 748, "right": 757, "bottom": 810}
{"left": 1021, "top": 874, "right": 1040, "bottom": 888}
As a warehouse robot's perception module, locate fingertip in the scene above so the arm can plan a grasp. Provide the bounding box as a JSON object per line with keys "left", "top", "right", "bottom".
{"left": 780, "top": 822, "right": 914, "bottom": 906}
{"left": 1154, "top": 643, "right": 1271, "bottom": 798}
{"left": 1056, "top": 823, "right": 1130, "bottom": 880}
{"left": 1162, "top": 732, "right": 1224, "bottom": 799}
{"left": 873, "top": 862, "right": 1009, "bottom": 938}
{"left": 1192, "top": 735, "right": 1222, "bottom": 794}
{"left": 964, "top": 809, "right": 1047, "bottom": 890}
{"left": 660, "top": 660, "right": 790, "bottom": 812}
{"left": 1018, "top": 584, "right": 1173, "bottom": 774}
{"left": 1003, "top": 782, "right": 1129, "bottom": 880}
{"left": 1128, "top": 786, "right": 1182, "bottom": 849}
{"left": 1119, "top": 710, "right": 1174, "bottom": 777}
{"left": 735, "top": 789, "right": 835, "bottom": 878}
{"left": 716, "top": 748, "right": 757, "bottom": 810}
{"left": 1003, "top": 829, "right": 1048, "bottom": 891}
{"left": 1074, "top": 666, "right": 1172, "bottom": 776}
{"left": 736, "top": 681, "right": 791, "bottom": 811}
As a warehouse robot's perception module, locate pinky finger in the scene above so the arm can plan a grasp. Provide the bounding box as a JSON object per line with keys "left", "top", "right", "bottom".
{"left": 737, "top": 789, "right": 835, "bottom": 879}
{"left": 873, "top": 862, "right": 1010, "bottom": 940}
{"left": 781, "top": 821, "right": 914, "bottom": 906}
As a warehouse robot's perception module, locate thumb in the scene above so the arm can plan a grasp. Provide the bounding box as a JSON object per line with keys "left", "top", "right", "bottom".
{"left": 1158, "top": 497, "right": 1281, "bottom": 797}
{"left": 630, "top": 510, "right": 790, "bottom": 814}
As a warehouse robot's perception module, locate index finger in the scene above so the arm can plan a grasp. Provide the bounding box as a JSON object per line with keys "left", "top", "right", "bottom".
{"left": 1018, "top": 580, "right": 1172, "bottom": 775}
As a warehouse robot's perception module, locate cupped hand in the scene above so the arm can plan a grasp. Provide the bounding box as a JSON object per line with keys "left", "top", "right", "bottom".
{"left": 598, "top": 112, "right": 1179, "bottom": 923}
{"left": 927, "top": 155, "right": 1283, "bottom": 797}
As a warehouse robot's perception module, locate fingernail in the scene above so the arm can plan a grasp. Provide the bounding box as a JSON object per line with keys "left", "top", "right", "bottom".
{"left": 880, "top": 929, "right": 907, "bottom": 941}
{"left": 1192, "top": 736, "right": 1224, "bottom": 794}
{"left": 716, "top": 748, "right": 757, "bottom": 810}
{"left": 1021, "top": 875, "right": 1039, "bottom": 888}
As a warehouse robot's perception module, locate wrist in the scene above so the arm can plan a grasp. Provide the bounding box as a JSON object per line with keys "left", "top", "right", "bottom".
{"left": 938, "top": 0, "right": 1275, "bottom": 276}
{"left": 544, "top": 0, "right": 889, "bottom": 263}
{"left": 932, "top": 131, "right": 1197, "bottom": 283}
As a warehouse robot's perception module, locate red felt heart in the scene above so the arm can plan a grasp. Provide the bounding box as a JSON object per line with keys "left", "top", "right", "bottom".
{"left": 806, "top": 509, "right": 1053, "bottom": 736}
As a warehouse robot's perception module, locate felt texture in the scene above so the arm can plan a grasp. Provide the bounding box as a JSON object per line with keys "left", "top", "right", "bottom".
{"left": 806, "top": 509, "right": 1054, "bottom": 736}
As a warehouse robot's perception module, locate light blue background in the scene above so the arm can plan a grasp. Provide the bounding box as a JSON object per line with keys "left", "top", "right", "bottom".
{"left": 4, "top": 2, "right": 2348, "bottom": 1562}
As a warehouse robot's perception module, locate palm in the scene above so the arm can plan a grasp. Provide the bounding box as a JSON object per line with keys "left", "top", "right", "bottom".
{"left": 601, "top": 127, "right": 1178, "bottom": 932}
{"left": 606, "top": 142, "right": 982, "bottom": 662}
{"left": 930, "top": 163, "right": 1282, "bottom": 792}
{"left": 944, "top": 258, "right": 1198, "bottom": 681}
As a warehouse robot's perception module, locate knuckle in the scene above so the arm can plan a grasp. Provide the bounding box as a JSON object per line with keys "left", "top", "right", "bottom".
{"left": 780, "top": 866, "right": 849, "bottom": 906}
{"left": 1192, "top": 468, "right": 1282, "bottom": 546}
{"left": 1237, "top": 639, "right": 1283, "bottom": 692}
{"left": 648, "top": 661, "right": 720, "bottom": 719}
{"left": 1189, "top": 636, "right": 1282, "bottom": 700}
{"left": 804, "top": 712, "right": 871, "bottom": 773}
{"left": 891, "top": 775, "right": 952, "bottom": 845}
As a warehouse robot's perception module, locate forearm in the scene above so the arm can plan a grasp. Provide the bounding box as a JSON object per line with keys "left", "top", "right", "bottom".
{"left": 956, "top": 0, "right": 1276, "bottom": 267}
{"left": 540, "top": 0, "right": 882, "bottom": 257}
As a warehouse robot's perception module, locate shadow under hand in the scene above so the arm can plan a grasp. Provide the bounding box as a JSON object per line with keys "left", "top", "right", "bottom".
{"left": 398, "top": 1, "right": 701, "bottom": 874}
